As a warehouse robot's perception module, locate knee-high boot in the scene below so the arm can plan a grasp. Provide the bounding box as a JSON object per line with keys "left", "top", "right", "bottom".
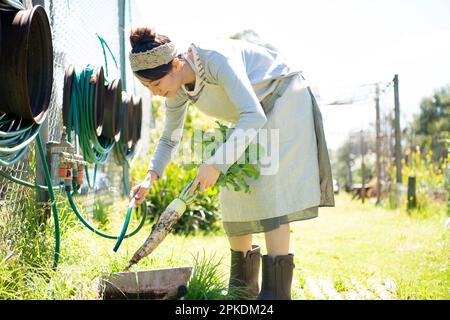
{"left": 257, "top": 254, "right": 295, "bottom": 300}
{"left": 227, "top": 245, "right": 261, "bottom": 300}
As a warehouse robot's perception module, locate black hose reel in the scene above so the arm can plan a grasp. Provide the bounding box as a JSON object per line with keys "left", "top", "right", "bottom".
{"left": 0, "top": 5, "right": 53, "bottom": 125}
{"left": 62, "top": 64, "right": 106, "bottom": 138}
{"left": 102, "top": 78, "right": 123, "bottom": 142}
{"left": 120, "top": 95, "right": 135, "bottom": 149}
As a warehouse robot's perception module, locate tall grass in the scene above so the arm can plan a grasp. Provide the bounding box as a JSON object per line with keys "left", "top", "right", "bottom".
{"left": 1, "top": 188, "right": 448, "bottom": 299}
{"left": 184, "top": 251, "right": 228, "bottom": 300}
{"left": 0, "top": 191, "right": 80, "bottom": 299}
{"left": 183, "top": 250, "right": 249, "bottom": 300}
{"left": 386, "top": 145, "right": 448, "bottom": 212}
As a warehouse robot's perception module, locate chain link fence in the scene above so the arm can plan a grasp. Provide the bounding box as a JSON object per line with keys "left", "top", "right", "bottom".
{"left": 1, "top": 0, "right": 152, "bottom": 216}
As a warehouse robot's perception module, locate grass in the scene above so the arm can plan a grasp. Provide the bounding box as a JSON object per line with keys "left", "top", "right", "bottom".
{"left": 0, "top": 192, "right": 448, "bottom": 299}
{"left": 290, "top": 193, "right": 449, "bottom": 300}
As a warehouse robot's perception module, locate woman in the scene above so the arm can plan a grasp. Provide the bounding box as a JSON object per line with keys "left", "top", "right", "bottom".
{"left": 128, "top": 27, "right": 335, "bottom": 300}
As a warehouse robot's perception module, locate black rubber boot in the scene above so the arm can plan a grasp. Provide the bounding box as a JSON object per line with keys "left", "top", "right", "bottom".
{"left": 257, "top": 254, "right": 295, "bottom": 300}
{"left": 227, "top": 245, "right": 261, "bottom": 300}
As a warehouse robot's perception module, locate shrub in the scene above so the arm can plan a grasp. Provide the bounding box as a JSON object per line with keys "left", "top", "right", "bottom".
{"left": 386, "top": 143, "right": 448, "bottom": 213}
{"left": 131, "top": 158, "right": 222, "bottom": 235}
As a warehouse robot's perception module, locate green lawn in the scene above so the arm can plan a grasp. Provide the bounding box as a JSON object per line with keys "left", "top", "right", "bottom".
{"left": 1, "top": 193, "right": 448, "bottom": 299}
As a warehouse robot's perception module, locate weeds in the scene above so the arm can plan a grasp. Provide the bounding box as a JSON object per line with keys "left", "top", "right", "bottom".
{"left": 184, "top": 250, "right": 229, "bottom": 300}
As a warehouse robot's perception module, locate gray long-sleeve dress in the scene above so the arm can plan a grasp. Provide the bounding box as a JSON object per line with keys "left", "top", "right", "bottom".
{"left": 148, "top": 39, "right": 334, "bottom": 236}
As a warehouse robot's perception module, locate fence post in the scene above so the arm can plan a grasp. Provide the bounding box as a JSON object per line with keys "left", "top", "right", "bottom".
{"left": 360, "top": 130, "right": 365, "bottom": 204}
{"left": 32, "top": 0, "right": 50, "bottom": 220}
{"left": 118, "top": 0, "right": 127, "bottom": 91}
{"left": 394, "top": 74, "right": 402, "bottom": 183}
{"left": 407, "top": 176, "right": 417, "bottom": 210}
{"left": 375, "top": 84, "right": 381, "bottom": 205}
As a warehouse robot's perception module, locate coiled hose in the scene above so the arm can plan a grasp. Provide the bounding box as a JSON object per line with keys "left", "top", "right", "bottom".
{"left": 1, "top": 6, "right": 144, "bottom": 268}
{"left": 1, "top": 112, "right": 147, "bottom": 268}
{"left": 0, "top": 115, "right": 60, "bottom": 270}
{"left": 64, "top": 65, "right": 147, "bottom": 252}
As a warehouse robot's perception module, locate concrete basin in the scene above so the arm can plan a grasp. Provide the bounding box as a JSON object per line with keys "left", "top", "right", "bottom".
{"left": 95, "top": 266, "right": 193, "bottom": 300}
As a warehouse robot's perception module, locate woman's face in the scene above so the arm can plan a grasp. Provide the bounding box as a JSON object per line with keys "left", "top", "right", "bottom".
{"left": 136, "top": 59, "right": 183, "bottom": 99}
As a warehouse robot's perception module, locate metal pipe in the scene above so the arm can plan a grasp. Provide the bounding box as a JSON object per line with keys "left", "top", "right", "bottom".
{"left": 132, "top": 97, "right": 142, "bottom": 144}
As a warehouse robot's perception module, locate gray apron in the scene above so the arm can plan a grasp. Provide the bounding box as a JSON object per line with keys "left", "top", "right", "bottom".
{"left": 183, "top": 49, "right": 334, "bottom": 232}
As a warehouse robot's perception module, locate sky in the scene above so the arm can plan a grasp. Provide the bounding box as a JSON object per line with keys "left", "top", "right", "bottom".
{"left": 130, "top": 0, "right": 450, "bottom": 150}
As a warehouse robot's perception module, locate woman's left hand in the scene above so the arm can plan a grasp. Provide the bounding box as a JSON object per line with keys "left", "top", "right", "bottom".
{"left": 188, "top": 163, "right": 221, "bottom": 195}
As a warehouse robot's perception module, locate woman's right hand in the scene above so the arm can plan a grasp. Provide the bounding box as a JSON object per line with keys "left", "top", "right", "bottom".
{"left": 129, "top": 170, "right": 159, "bottom": 206}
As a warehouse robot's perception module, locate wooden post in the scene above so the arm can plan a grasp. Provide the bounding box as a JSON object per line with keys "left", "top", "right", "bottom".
{"left": 375, "top": 84, "right": 381, "bottom": 205}
{"left": 347, "top": 161, "right": 352, "bottom": 192}
{"left": 407, "top": 176, "right": 417, "bottom": 210}
{"left": 394, "top": 74, "right": 402, "bottom": 184}
{"left": 360, "top": 130, "right": 365, "bottom": 204}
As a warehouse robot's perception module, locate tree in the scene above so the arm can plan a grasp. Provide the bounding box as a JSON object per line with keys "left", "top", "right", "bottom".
{"left": 413, "top": 86, "right": 449, "bottom": 135}
{"left": 334, "top": 130, "right": 376, "bottom": 191}
{"left": 229, "top": 29, "right": 277, "bottom": 51}
{"left": 411, "top": 85, "right": 450, "bottom": 161}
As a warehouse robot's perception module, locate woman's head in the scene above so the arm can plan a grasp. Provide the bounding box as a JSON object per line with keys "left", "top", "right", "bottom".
{"left": 129, "top": 27, "right": 186, "bottom": 98}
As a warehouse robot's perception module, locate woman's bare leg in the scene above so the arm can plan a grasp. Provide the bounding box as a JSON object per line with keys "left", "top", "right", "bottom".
{"left": 264, "top": 223, "right": 290, "bottom": 256}
{"left": 228, "top": 234, "right": 253, "bottom": 253}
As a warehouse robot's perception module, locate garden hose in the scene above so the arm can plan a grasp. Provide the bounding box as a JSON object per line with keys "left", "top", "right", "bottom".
{"left": 64, "top": 71, "right": 144, "bottom": 251}
{"left": 0, "top": 7, "right": 145, "bottom": 269}
{"left": 65, "top": 65, "right": 115, "bottom": 165}
{"left": 0, "top": 114, "right": 40, "bottom": 166}
{"left": 0, "top": 4, "right": 57, "bottom": 269}
{"left": 64, "top": 64, "right": 113, "bottom": 190}
{"left": 96, "top": 33, "right": 119, "bottom": 79}
{"left": 0, "top": 0, "right": 25, "bottom": 11}
{"left": 1, "top": 119, "right": 147, "bottom": 265}
{"left": 2, "top": 24, "right": 146, "bottom": 264}
{"left": 0, "top": 168, "right": 59, "bottom": 191}
{"left": 66, "top": 190, "right": 147, "bottom": 241}
{"left": 61, "top": 34, "right": 149, "bottom": 252}
{"left": 99, "top": 36, "right": 139, "bottom": 196}
{"left": 1, "top": 113, "right": 60, "bottom": 270}
{"left": 36, "top": 132, "right": 60, "bottom": 270}
{"left": 1, "top": 112, "right": 147, "bottom": 261}
{"left": 95, "top": 34, "right": 146, "bottom": 248}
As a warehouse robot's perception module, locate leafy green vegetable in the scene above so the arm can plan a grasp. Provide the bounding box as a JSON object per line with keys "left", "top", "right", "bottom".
{"left": 181, "top": 121, "right": 265, "bottom": 194}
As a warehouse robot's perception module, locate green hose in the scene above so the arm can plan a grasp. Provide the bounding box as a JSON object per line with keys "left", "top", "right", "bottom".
{"left": 67, "top": 65, "right": 115, "bottom": 165}
{"left": 0, "top": 114, "right": 40, "bottom": 166}
{"left": 36, "top": 132, "right": 60, "bottom": 271}
{"left": 0, "top": 169, "right": 59, "bottom": 191}
{"left": 113, "top": 199, "right": 133, "bottom": 252}
{"left": 65, "top": 66, "right": 139, "bottom": 251}
{"left": 0, "top": 27, "right": 146, "bottom": 266}
{"left": 96, "top": 33, "right": 119, "bottom": 79}
{"left": 66, "top": 190, "right": 147, "bottom": 240}
{"left": 1, "top": 115, "right": 61, "bottom": 270}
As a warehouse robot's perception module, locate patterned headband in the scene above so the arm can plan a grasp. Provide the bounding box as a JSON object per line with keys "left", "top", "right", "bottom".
{"left": 129, "top": 42, "right": 178, "bottom": 72}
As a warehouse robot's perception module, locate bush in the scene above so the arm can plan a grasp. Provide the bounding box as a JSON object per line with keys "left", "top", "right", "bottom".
{"left": 151, "top": 162, "right": 222, "bottom": 235}
{"left": 129, "top": 97, "right": 225, "bottom": 235}
{"left": 131, "top": 158, "right": 222, "bottom": 235}
{"left": 386, "top": 143, "right": 448, "bottom": 213}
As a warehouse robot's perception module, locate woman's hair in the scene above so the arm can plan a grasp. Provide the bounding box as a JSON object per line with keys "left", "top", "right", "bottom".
{"left": 130, "top": 27, "right": 177, "bottom": 81}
